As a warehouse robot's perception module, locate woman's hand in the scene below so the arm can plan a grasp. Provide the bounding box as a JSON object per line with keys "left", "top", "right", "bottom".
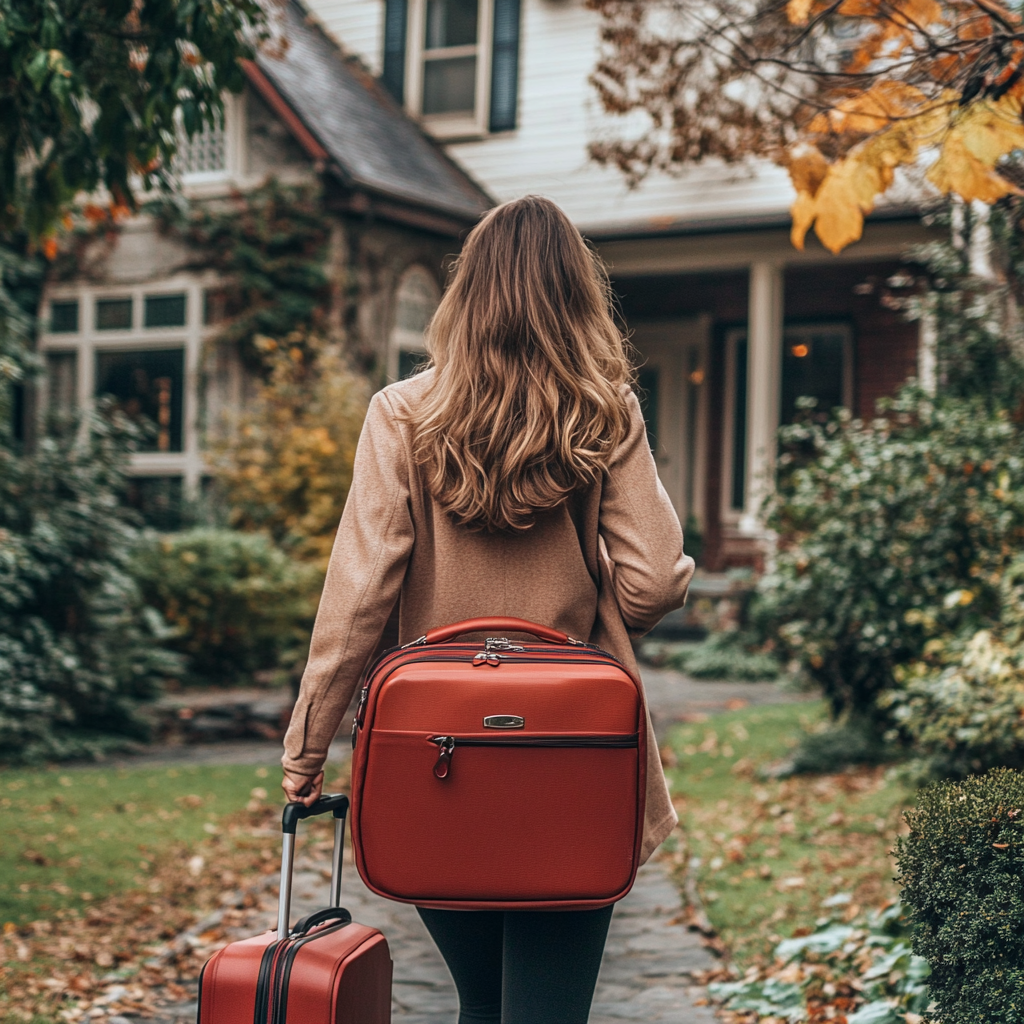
{"left": 281, "top": 768, "right": 324, "bottom": 808}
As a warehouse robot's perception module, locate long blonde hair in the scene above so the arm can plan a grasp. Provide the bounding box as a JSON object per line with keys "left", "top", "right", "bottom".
{"left": 410, "top": 195, "right": 634, "bottom": 533}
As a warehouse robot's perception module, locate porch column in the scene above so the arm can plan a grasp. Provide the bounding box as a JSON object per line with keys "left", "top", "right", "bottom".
{"left": 740, "top": 260, "right": 784, "bottom": 534}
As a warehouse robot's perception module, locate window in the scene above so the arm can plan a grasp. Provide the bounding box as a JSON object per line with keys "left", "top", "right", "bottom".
{"left": 781, "top": 325, "right": 853, "bottom": 424}
{"left": 95, "top": 348, "right": 185, "bottom": 452}
{"left": 722, "top": 323, "right": 852, "bottom": 516}
{"left": 145, "top": 293, "right": 187, "bottom": 328}
{"left": 178, "top": 120, "right": 227, "bottom": 176}
{"left": 384, "top": 0, "right": 521, "bottom": 137}
{"left": 50, "top": 300, "right": 79, "bottom": 334}
{"left": 390, "top": 266, "right": 439, "bottom": 379}
{"left": 95, "top": 297, "right": 133, "bottom": 331}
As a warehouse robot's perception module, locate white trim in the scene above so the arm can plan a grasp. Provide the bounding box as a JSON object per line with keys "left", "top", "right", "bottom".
{"left": 405, "top": 0, "right": 493, "bottom": 140}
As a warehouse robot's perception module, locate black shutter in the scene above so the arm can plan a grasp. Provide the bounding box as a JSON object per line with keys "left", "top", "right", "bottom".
{"left": 382, "top": 0, "right": 408, "bottom": 103}
{"left": 489, "top": 0, "right": 521, "bottom": 132}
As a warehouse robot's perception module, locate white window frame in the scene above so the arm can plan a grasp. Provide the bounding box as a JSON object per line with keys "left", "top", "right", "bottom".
{"left": 405, "top": 0, "right": 493, "bottom": 140}
{"left": 720, "top": 321, "right": 854, "bottom": 524}
{"left": 38, "top": 275, "right": 227, "bottom": 498}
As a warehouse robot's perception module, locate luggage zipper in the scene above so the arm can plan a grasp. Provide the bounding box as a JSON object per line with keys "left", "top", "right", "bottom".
{"left": 352, "top": 652, "right": 626, "bottom": 741}
{"left": 428, "top": 733, "right": 639, "bottom": 778}
{"left": 267, "top": 920, "right": 350, "bottom": 1024}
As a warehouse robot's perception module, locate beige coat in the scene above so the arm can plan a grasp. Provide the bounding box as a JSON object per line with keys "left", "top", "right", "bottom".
{"left": 283, "top": 370, "right": 695, "bottom": 863}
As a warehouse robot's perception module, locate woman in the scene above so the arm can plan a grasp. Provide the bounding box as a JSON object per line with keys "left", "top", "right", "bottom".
{"left": 281, "top": 195, "right": 694, "bottom": 1023}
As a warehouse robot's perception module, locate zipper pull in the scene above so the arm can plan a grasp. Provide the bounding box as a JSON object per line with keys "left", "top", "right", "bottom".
{"left": 473, "top": 652, "right": 503, "bottom": 667}
{"left": 432, "top": 736, "right": 455, "bottom": 778}
{"left": 351, "top": 686, "right": 370, "bottom": 749}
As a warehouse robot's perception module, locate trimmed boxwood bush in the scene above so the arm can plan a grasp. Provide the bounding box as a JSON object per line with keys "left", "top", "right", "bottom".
{"left": 896, "top": 769, "right": 1024, "bottom": 1023}
{"left": 131, "top": 528, "right": 320, "bottom": 686}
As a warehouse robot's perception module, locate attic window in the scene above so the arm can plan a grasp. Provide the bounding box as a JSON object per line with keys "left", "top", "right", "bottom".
{"left": 385, "top": 0, "right": 521, "bottom": 138}
{"left": 178, "top": 121, "right": 227, "bottom": 175}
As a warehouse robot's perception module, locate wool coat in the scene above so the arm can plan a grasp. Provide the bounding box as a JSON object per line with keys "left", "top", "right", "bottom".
{"left": 282, "top": 369, "right": 696, "bottom": 863}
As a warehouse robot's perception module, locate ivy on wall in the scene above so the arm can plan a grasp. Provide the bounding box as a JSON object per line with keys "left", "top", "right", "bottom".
{"left": 156, "top": 179, "right": 333, "bottom": 366}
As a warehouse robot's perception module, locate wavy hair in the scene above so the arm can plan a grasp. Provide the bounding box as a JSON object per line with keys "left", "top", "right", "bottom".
{"left": 410, "top": 195, "right": 634, "bottom": 532}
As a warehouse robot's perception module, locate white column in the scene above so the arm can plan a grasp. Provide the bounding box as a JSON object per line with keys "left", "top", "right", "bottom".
{"left": 918, "top": 308, "right": 937, "bottom": 395}
{"left": 740, "top": 261, "right": 783, "bottom": 534}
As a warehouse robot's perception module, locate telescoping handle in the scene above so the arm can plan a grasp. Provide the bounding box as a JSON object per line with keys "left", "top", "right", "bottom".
{"left": 278, "top": 794, "right": 349, "bottom": 938}
{"left": 423, "top": 617, "right": 576, "bottom": 646}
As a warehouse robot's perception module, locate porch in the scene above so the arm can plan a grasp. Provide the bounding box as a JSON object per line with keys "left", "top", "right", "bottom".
{"left": 596, "top": 217, "right": 935, "bottom": 571}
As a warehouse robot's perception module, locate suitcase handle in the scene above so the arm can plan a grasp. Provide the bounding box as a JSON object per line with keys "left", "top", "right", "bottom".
{"left": 424, "top": 617, "right": 573, "bottom": 646}
{"left": 282, "top": 793, "right": 349, "bottom": 834}
{"left": 290, "top": 906, "right": 352, "bottom": 936}
{"left": 278, "top": 793, "right": 349, "bottom": 937}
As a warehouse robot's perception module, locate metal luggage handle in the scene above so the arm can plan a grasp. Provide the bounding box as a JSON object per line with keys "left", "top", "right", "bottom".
{"left": 278, "top": 794, "right": 349, "bottom": 937}
{"left": 421, "top": 617, "right": 578, "bottom": 646}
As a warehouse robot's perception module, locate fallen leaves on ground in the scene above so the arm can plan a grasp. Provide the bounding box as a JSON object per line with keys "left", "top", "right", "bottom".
{"left": 702, "top": 902, "right": 930, "bottom": 1024}
{"left": 0, "top": 767, "right": 350, "bottom": 1022}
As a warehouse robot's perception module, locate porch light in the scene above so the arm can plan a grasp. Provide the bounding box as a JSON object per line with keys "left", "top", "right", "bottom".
{"left": 791, "top": 343, "right": 809, "bottom": 358}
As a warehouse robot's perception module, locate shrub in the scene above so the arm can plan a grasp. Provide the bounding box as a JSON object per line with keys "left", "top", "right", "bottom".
{"left": 208, "top": 333, "right": 368, "bottom": 566}
{"left": 131, "top": 528, "right": 320, "bottom": 687}
{"left": 882, "top": 556, "right": 1024, "bottom": 778}
{"left": 896, "top": 769, "right": 1024, "bottom": 1024}
{"left": 757, "top": 388, "right": 1024, "bottom": 723}
{"left": 0, "top": 406, "right": 182, "bottom": 762}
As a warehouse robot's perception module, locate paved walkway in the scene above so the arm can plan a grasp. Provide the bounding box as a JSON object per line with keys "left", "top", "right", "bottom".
{"left": 137, "top": 667, "right": 808, "bottom": 1023}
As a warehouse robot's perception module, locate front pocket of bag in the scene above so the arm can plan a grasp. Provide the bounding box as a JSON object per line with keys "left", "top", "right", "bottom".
{"left": 357, "top": 730, "right": 640, "bottom": 901}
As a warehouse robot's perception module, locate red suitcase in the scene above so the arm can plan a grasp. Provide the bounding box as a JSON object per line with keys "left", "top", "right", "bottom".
{"left": 197, "top": 794, "right": 392, "bottom": 1024}
{"left": 350, "top": 617, "right": 646, "bottom": 911}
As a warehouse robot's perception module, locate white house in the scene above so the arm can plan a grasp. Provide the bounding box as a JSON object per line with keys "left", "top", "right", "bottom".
{"left": 305, "top": 0, "right": 934, "bottom": 570}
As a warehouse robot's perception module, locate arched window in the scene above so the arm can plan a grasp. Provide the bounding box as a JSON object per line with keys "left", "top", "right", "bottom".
{"left": 390, "top": 265, "right": 440, "bottom": 380}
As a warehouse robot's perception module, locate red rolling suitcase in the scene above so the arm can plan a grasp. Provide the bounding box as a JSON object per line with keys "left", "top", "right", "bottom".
{"left": 197, "top": 794, "right": 392, "bottom": 1024}
{"left": 350, "top": 617, "right": 647, "bottom": 911}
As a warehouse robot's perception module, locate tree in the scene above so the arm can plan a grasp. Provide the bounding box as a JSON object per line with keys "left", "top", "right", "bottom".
{"left": 0, "top": 0, "right": 267, "bottom": 245}
{"left": 588, "top": 0, "right": 1024, "bottom": 252}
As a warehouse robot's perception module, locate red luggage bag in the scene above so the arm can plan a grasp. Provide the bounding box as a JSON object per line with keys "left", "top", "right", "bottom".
{"left": 350, "top": 617, "right": 647, "bottom": 911}
{"left": 198, "top": 794, "right": 392, "bottom": 1024}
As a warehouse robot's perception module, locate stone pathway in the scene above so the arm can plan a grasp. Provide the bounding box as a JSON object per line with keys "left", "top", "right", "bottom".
{"left": 140, "top": 666, "right": 808, "bottom": 1023}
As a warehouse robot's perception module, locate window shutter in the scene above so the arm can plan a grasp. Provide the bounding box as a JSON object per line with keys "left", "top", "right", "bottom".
{"left": 489, "top": 0, "right": 521, "bottom": 132}
{"left": 382, "top": 0, "right": 408, "bottom": 103}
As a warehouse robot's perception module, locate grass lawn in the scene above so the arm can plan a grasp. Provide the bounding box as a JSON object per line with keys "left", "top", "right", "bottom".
{"left": 0, "top": 760, "right": 285, "bottom": 926}
{"left": 0, "top": 756, "right": 358, "bottom": 1023}
{"left": 663, "top": 700, "right": 916, "bottom": 964}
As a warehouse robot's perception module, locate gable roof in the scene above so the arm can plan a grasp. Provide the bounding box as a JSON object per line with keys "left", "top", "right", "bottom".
{"left": 249, "top": 0, "right": 492, "bottom": 227}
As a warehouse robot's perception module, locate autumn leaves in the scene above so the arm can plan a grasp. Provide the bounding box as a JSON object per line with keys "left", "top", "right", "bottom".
{"left": 785, "top": 0, "right": 1024, "bottom": 252}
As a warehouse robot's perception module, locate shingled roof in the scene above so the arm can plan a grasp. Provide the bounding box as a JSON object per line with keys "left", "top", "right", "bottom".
{"left": 251, "top": 0, "right": 492, "bottom": 225}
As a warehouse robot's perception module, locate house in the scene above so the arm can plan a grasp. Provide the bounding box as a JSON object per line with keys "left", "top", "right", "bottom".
{"left": 306, "top": 0, "right": 936, "bottom": 571}
{"left": 37, "top": 0, "right": 491, "bottom": 527}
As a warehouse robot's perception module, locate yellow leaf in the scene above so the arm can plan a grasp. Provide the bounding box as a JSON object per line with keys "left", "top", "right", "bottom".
{"left": 809, "top": 81, "right": 927, "bottom": 136}
{"left": 927, "top": 98, "right": 1024, "bottom": 203}
{"left": 787, "top": 0, "right": 814, "bottom": 23}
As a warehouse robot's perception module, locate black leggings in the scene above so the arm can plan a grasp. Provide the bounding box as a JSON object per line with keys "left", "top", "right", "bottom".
{"left": 416, "top": 905, "right": 613, "bottom": 1024}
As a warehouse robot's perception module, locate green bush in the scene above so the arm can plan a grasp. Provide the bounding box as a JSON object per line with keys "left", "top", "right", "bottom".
{"left": 131, "top": 528, "right": 320, "bottom": 686}
{"left": 0, "top": 406, "right": 182, "bottom": 762}
{"left": 882, "top": 556, "right": 1024, "bottom": 778}
{"left": 896, "top": 769, "right": 1024, "bottom": 1024}
{"left": 757, "top": 388, "right": 1024, "bottom": 723}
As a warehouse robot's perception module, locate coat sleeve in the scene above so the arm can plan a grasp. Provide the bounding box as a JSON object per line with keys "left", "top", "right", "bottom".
{"left": 282, "top": 390, "right": 414, "bottom": 776}
{"left": 599, "top": 391, "right": 695, "bottom": 637}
